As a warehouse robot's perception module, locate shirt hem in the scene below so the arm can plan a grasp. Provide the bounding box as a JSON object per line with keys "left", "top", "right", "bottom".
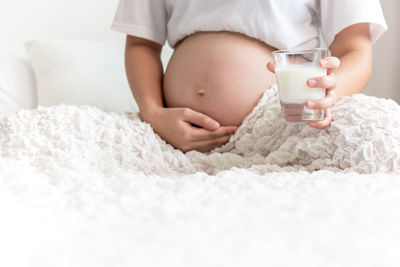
{"left": 111, "top": 23, "right": 166, "bottom": 46}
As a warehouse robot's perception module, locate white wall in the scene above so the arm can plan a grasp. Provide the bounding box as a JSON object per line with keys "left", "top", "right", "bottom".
{"left": 0, "top": 0, "right": 120, "bottom": 41}
{"left": 0, "top": 0, "right": 122, "bottom": 57}
{"left": 0, "top": 0, "right": 175, "bottom": 66}
{"left": 364, "top": 0, "right": 400, "bottom": 103}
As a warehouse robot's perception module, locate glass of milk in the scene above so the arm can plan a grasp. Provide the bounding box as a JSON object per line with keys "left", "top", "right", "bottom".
{"left": 272, "top": 48, "right": 329, "bottom": 122}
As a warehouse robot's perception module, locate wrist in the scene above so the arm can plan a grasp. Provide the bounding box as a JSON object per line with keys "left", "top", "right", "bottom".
{"left": 140, "top": 104, "right": 164, "bottom": 125}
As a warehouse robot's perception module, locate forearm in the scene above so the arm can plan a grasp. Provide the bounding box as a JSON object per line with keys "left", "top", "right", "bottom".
{"left": 125, "top": 37, "right": 165, "bottom": 122}
{"left": 332, "top": 47, "right": 372, "bottom": 100}
{"left": 329, "top": 23, "right": 373, "bottom": 101}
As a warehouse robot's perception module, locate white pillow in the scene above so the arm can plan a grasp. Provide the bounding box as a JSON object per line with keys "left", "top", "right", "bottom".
{"left": 25, "top": 39, "right": 139, "bottom": 114}
{"left": 0, "top": 55, "right": 37, "bottom": 119}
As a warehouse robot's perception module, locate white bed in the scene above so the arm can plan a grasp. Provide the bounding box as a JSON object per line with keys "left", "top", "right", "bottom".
{"left": 1, "top": 1, "right": 400, "bottom": 267}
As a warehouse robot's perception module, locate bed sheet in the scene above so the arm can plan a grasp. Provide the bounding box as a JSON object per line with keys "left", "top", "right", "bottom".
{"left": 1, "top": 163, "right": 399, "bottom": 267}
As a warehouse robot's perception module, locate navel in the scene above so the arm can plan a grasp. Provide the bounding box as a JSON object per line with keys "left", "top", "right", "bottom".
{"left": 196, "top": 89, "right": 206, "bottom": 97}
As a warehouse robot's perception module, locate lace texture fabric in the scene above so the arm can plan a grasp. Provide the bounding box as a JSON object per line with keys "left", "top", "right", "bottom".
{"left": 206, "top": 85, "right": 400, "bottom": 174}
{"left": 0, "top": 85, "right": 399, "bottom": 176}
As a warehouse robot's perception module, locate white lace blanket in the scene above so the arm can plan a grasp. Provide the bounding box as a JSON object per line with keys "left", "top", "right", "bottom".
{"left": 1, "top": 85, "right": 400, "bottom": 267}
{"left": 210, "top": 84, "right": 400, "bottom": 174}
{"left": 2, "top": 85, "right": 398, "bottom": 176}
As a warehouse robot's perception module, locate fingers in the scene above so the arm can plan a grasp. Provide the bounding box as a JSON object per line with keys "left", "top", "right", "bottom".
{"left": 320, "top": 57, "right": 340, "bottom": 75}
{"left": 190, "top": 125, "right": 238, "bottom": 141}
{"left": 180, "top": 108, "right": 220, "bottom": 131}
{"left": 308, "top": 57, "right": 339, "bottom": 88}
{"left": 180, "top": 127, "right": 236, "bottom": 152}
{"left": 175, "top": 107, "right": 238, "bottom": 153}
{"left": 306, "top": 89, "right": 337, "bottom": 110}
{"left": 266, "top": 61, "right": 275, "bottom": 73}
{"left": 307, "top": 75, "right": 336, "bottom": 90}
{"left": 192, "top": 134, "right": 233, "bottom": 153}
{"left": 306, "top": 56, "right": 340, "bottom": 112}
{"left": 308, "top": 108, "right": 332, "bottom": 129}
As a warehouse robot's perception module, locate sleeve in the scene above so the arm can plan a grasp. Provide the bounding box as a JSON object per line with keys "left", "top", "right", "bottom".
{"left": 320, "top": 0, "right": 388, "bottom": 46}
{"left": 111, "top": 0, "right": 168, "bottom": 45}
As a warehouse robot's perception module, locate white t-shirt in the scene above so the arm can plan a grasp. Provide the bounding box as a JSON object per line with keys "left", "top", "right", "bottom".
{"left": 111, "top": 0, "right": 388, "bottom": 49}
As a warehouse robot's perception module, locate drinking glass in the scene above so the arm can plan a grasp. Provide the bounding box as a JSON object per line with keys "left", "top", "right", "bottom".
{"left": 272, "top": 48, "right": 329, "bottom": 122}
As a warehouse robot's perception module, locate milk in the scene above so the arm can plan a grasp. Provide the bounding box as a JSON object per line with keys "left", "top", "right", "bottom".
{"left": 275, "top": 66, "right": 327, "bottom": 104}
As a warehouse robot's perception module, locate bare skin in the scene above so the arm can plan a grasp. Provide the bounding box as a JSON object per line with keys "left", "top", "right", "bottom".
{"left": 125, "top": 23, "right": 372, "bottom": 152}
{"left": 125, "top": 35, "right": 238, "bottom": 153}
{"left": 163, "top": 31, "right": 276, "bottom": 127}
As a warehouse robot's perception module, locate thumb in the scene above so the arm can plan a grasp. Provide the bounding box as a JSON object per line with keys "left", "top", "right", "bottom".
{"left": 182, "top": 108, "right": 220, "bottom": 131}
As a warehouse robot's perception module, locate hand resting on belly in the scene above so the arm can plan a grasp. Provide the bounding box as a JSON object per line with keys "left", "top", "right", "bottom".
{"left": 124, "top": 32, "right": 276, "bottom": 153}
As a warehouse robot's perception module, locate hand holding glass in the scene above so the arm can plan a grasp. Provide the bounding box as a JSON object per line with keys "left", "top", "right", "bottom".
{"left": 272, "top": 48, "right": 329, "bottom": 122}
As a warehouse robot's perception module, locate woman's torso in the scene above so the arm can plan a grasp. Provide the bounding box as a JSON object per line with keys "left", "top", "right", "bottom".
{"left": 163, "top": 31, "right": 277, "bottom": 126}
{"left": 162, "top": 1, "right": 322, "bottom": 126}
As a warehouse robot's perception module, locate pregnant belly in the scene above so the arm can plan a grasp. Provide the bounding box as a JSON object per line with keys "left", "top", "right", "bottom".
{"left": 163, "top": 31, "right": 276, "bottom": 126}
